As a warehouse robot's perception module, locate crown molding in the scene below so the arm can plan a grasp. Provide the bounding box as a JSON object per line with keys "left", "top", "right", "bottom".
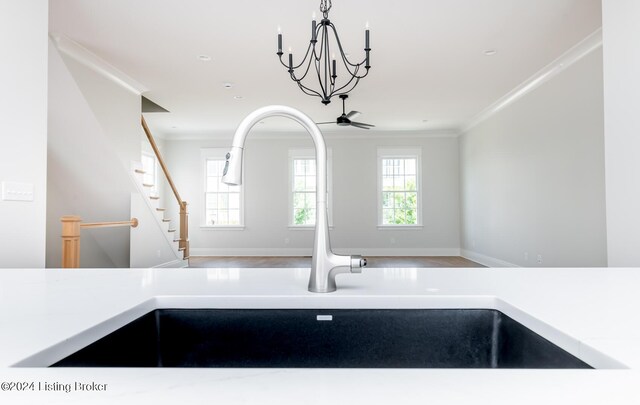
{"left": 161, "top": 128, "right": 459, "bottom": 142}
{"left": 50, "top": 33, "right": 148, "bottom": 95}
{"left": 460, "top": 28, "right": 603, "bottom": 135}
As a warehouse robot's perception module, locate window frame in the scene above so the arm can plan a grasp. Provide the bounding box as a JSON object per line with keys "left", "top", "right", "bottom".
{"left": 288, "top": 148, "right": 333, "bottom": 229}
{"left": 377, "top": 147, "right": 423, "bottom": 229}
{"left": 201, "top": 148, "right": 245, "bottom": 230}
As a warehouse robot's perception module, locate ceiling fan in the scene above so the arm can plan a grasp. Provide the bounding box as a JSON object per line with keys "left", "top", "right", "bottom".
{"left": 316, "top": 95, "right": 375, "bottom": 130}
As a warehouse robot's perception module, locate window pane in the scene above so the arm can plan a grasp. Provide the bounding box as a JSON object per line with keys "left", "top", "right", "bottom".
{"left": 229, "top": 193, "right": 240, "bottom": 209}
{"left": 382, "top": 176, "right": 393, "bottom": 191}
{"left": 217, "top": 210, "right": 229, "bottom": 225}
{"left": 206, "top": 210, "right": 217, "bottom": 226}
{"left": 305, "top": 192, "right": 316, "bottom": 208}
{"left": 407, "top": 192, "right": 417, "bottom": 209}
{"left": 207, "top": 160, "right": 219, "bottom": 176}
{"left": 206, "top": 193, "right": 218, "bottom": 209}
{"left": 228, "top": 210, "right": 240, "bottom": 225}
{"left": 218, "top": 193, "right": 228, "bottom": 209}
{"left": 294, "top": 176, "right": 305, "bottom": 191}
{"left": 405, "top": 175, "right": 417, "bottom": 191}
{"left": 305, "top": 175, "right": 316, "bottom": 191}
{"left": 394, "top": 175, "right": 403, "bottom": 190}
{"left": 307, "top": 160, "right": 316, "bottom": 175}
{"left": 293, "top": 192, "right": 305, "bottom": 209}
{"left": 206, "top": 177, "right": 218, "bottom": 192}
{"left": 382, "top": 192, "right": 393, "bottom": 209}
{"left": 294, "top": 208, "right": 312, "bottom": 225}
{"left": 405, "top": 159, "right": 416, "bottom": 175}
{"left": 383, "top": 209, "right": 394, "bottom": 225}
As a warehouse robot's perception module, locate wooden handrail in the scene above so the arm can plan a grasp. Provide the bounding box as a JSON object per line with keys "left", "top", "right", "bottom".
{"left": 141, "top": 115, "right": 185, "bottom": 210}
{"left": 61, "top": 216, "right": 139, "bottom": 268}
{"left": 81, "top": 218, "right": 139, "bottom": 229}
{"left": 140, "top": 115, "right": 189, "bottom": 260}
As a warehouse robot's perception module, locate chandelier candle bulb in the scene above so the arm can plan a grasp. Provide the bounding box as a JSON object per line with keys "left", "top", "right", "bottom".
{"left": 288, "top": 50, "right": 293, "bottom": 72}
{"left": 277, "top": 26, "right": 282, "bottom": 53}
{"left": 365, "top": 28, "right": 370, "bottom": 49}
{"left": 332, "top": 55, "right": 337, "bottom": 78}
{"left": 312, "top": 12, "right": 317, "bottom": 42}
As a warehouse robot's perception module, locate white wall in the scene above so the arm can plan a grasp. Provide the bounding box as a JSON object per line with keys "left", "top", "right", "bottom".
{"left": 0, "top": 1, "right": 48, "bottom": 268}
{"left": 163, "top": 134, "right": 461, "bottom": 256}
{"left": 459, "top": 49, "right": 606, "bottom": 267}
{"left": 46, "top": 42, "right": 141, "bottom": 268}
{"left": 602, "top": 1, "right": 640, "bottom": 266}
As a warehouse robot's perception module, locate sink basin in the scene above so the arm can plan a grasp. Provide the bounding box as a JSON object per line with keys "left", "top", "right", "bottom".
{"left": 51, "top": 309, "right": 591, "bottom": 368}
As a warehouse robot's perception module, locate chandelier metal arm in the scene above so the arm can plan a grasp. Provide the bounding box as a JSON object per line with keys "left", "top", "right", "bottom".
{"left": 328, "top": 22, "right": 367, "bottom": 72}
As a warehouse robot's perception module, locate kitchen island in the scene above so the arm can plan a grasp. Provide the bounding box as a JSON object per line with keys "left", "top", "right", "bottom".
{"left": 0, "top": 267, "right": 639, "bottom": 404}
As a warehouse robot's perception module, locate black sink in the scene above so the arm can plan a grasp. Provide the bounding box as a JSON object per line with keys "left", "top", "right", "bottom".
{"left": 51, "top": 309, "right": 591, "bottom": 368}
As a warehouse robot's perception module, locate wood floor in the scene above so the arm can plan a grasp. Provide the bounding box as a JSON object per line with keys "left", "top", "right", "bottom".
{"left": 188, "top": 256, "right": 483, "bottom": 268}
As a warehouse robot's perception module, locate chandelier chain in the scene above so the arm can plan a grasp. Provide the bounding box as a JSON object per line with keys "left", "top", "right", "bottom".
{"left": 320, "top": 0, "right": 332, "bottom": 18}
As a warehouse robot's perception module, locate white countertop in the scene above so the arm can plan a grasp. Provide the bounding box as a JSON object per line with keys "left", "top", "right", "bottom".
{"left": 1, "top": 267, "right": 640, "bottom": 404}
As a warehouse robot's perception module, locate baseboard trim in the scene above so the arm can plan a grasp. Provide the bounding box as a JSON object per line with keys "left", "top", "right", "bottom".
{"left": 153, "top": 259, "right": 189, "bottom": 268}
{"left": 190, "top": 247, "right": 461, "bottom": 257}
{"left": 460, "top": 249, "right": 519, "bottom": 268}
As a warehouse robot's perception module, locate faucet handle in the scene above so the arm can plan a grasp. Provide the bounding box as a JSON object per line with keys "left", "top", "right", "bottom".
{"left": 350, "top": 255, "right": 367, "bottom": 273}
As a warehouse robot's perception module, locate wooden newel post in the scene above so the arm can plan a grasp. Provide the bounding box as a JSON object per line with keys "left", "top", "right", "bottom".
{"left": 179, "top": 201, "right": 189, "bottom": 258}
{"left": 61, "top": 216, "right": 81, "bottom": 268}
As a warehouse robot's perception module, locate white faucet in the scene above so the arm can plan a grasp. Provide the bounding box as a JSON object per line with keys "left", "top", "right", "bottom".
{"left": 221, "top": 105, "right": 366, "bottom": 292}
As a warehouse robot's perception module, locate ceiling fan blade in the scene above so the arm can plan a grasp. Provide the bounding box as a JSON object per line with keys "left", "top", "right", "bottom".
{"left": 346, "top": 111, "right": 361, "bottom": 120}
{"left": 350, "top": 122, "right": 372, "bottom": 130}
{"left": 350, "top": 121, "right": 375, "bottom": 127}
{"left": 316, "top": 122, "right": 336, "bottom": 125}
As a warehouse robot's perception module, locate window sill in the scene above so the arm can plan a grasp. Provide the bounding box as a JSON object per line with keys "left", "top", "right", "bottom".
{"left": 200, "top": 225, "right": 245, "bottom": 231}
{"left": 288, "top": 225, "right": 335, "bottom": 231}
{"left": 377, "top": 225, "right": 423, "bottom": 230}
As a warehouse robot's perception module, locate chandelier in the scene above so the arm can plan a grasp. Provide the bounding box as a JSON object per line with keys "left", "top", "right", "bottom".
{"left": 277, "top": 0, "right": 371, "bottom": 105}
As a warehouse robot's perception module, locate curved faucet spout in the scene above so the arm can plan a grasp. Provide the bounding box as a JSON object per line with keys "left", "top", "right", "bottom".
{"left": 222, "top": 105, "right": 366, "bottom": 293}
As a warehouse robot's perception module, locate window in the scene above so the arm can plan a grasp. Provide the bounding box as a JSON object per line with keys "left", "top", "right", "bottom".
{"left": 202, "top": 148, "right": 243, "bottom": 228}
{"left": 141, "top": 152, "right": 158, "bottom": 195}
{"left": 289, "top": 149, "right": 332, "bottom": 228}
{"left": 378, "top": 148, "right": 422, "bottom": 227}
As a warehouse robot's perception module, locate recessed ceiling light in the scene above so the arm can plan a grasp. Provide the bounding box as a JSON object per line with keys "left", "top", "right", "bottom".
{"left": 483, "top": 49, "right": 497, "bottom": 56}
{"left": 233, "top": 95, "right": 243, "bottom": 100}
{"left": 171, "top": 126, "right": 178, "bottom": 129}
{"left": 259, "top": 121, "right": 266, "bottom": 124}
{"left": 198, "top": 54, "right": 212, "bottom": 61}
{"left": 223, "top": 82, "right": 234, "bottom": 89}
{"left": 422, "top": 119, "right": 429, "bottom": 123}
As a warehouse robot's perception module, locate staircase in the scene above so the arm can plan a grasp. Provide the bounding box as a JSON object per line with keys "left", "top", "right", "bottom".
{"left": 131, "top": 163, "right": 189, "bottom": 265}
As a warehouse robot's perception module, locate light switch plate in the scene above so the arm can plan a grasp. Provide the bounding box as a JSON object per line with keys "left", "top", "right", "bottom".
{"left": 1, "top": 181, "right": 34, "bottom": 202}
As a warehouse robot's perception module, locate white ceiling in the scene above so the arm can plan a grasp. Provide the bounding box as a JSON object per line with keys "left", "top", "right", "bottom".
{"left": 49, "top": 0, "right": 602, "bottom": 137}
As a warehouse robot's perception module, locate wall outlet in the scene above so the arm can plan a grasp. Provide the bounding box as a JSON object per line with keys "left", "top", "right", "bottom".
{"left": 390, "top": 237, "right": 396, "bottom": 245}
{"left": 1, "top": 181, "right": 34, "bottom": 202}
{"left": 524, "top": 252, "right": 528, "bottom": 261}
{"left": 156, "top": 250, "right": 162, "bottom": 258}
{"left": 284, "top": 237, "right": 290, "bottom": 245}
{"left": 537, "top": 254, "right": 543, "bottom": 264}
{"left": 471, "top": 239, "right": 476, "bottom": 248}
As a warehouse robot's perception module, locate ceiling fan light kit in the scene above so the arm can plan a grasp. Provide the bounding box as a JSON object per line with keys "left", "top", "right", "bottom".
{"left": 277, "top": 0, "right": 371, "bottom": 105}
